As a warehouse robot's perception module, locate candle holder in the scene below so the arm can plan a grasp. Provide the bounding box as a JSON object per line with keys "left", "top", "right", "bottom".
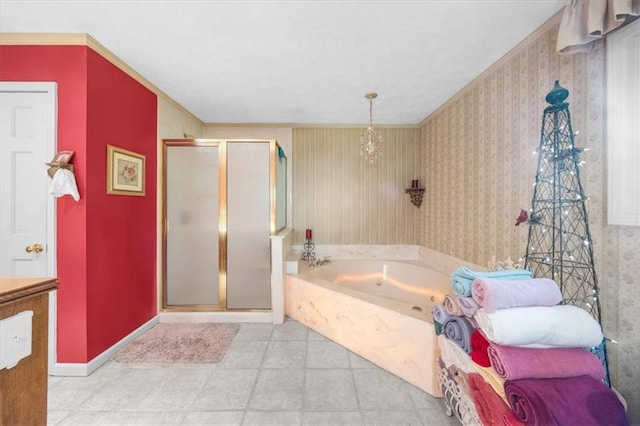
{"left": 405, "top": 188, "right": 426, "bottom": 208}
{"left": 301, "top": 238, "right": 316, "bottom": 263}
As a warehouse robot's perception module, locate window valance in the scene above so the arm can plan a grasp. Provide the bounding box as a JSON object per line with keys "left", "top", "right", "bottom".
{"left": 557, "top": 0, "right": 639, "bottom": 53}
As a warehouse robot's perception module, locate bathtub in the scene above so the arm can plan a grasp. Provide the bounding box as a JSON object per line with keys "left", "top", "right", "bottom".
{"left": 285, "top": 259, "right": 450, "bottom": 397}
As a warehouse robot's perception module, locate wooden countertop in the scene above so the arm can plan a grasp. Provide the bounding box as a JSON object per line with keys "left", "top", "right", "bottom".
{"left": 0, "top": 277, "right": 59, "bottom": 304}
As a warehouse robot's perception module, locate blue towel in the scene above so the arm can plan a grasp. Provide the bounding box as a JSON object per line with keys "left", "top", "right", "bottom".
{"left": 451, "top": 267, "right": 532, "bottom": 297}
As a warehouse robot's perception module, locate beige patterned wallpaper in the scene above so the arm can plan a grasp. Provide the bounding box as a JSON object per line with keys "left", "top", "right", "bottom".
{"left": 292, "top": 127, "right": 420, "bottom": 245}
{"left": 419, "top": 16, "right": 639, "bottom": 421}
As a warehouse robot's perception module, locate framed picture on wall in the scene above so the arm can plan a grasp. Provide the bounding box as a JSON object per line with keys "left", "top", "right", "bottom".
{"left": 107, "top": 144, "right": 145, "bottom": 196}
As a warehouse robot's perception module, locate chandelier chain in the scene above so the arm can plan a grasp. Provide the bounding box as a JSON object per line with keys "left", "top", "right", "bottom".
{"left": 360, "top": 92, "right": 382, "bottom": 164}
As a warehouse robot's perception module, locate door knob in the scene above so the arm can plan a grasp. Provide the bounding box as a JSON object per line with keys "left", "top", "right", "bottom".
{"left": 25, "top": 243, "right": 44, "bottom": 254}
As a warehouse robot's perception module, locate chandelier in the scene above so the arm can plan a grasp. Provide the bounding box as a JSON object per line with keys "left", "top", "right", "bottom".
{"left": 360, "top": 92, "right": 383, "bottom": 164}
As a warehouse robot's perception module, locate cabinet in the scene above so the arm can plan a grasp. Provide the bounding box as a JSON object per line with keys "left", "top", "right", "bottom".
{"left": 0, "top": 277, "right": 58, "bottom": 426}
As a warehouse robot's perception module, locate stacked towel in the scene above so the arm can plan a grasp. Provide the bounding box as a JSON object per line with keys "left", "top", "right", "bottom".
{"left": 451, "top": 267, "right": 532, "bottom": 297}
{"left": 488, "top": 343, "right": 605, "bottom": 381}
{"left": 435, "top": 266, "right": 628, "bottom": 426}
{"left": 504, "top": 375, "right": 628, "bottom": 426}
{"left": 474, "top": 305, "right": 604, "bottom": 348}
{"left": 455, "top": 294, "right": 481, "bottom": 317}
{"left": 443, "top": 316, "right": 476, "bottom": 354}
{"left": 437, "top": 334, "right": 476, "bottom": 374}
{"left": 467, "top": 373, "right": 524, "bottom": 426}
{"left": 470, "top": 330, "right": 491, "bottom": 367}
{"left": 471, "top": 277, "right": 562, "bottom": 312}
{"left": 433, "top": 304, "right": 452, "bottom": 326}
{"left": 472, "top": 363, "right": 508, "bottom": 403}
{"left": 443, "top": 293, "right": 464, "bottom": 316}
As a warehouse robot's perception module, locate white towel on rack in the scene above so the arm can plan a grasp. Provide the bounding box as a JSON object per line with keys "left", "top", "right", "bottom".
{"left": 437, "top": 334, "right": 475, "bottom": 373}
{"left": 474, "top": 304, "right": 603, "bottom": 348}
{"left": 49, "top": 168, "right": 80, "bottom": 201}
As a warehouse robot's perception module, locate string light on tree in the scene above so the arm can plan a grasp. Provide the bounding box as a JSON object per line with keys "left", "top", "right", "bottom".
{"left": 518, "top": 81, "right": 610, "bottom": 385}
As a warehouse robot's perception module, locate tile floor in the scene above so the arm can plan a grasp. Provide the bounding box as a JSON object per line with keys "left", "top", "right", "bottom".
{"left": 48, "top": 318, "right": 458, "bottom": 425}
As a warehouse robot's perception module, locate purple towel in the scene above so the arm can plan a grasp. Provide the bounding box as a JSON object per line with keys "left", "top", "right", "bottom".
{"left": 443, "top": 316, "right": 476, "bottom": 354}
{"left": 433, "top": 304, "right": 452, "bottom": 325}
{"left": 504, "top": 375, "right": 629, "bottom": 426}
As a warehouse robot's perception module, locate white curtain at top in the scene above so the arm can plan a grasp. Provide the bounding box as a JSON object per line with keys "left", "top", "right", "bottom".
{"left": 557, "top": 0, "right": 640, "bottom": 53}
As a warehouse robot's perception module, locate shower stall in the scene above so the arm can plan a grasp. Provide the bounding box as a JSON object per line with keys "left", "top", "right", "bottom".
{"left": 162, "top": 139, "right": 286, "bottom": 311}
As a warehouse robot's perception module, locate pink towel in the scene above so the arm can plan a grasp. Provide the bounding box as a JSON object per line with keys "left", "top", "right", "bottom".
{"left": 488, "top": 343, "right": 605, "bottom": 381}
{"left": 471, "top": 278, "right": 562, "bottom": 313}
{"left": 467, "top": 373, "right": 524, "bottom": 426}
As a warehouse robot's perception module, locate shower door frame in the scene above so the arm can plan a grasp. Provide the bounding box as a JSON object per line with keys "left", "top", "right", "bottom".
{"left": 161, "top": 138, "right": 278, "bottom": 312}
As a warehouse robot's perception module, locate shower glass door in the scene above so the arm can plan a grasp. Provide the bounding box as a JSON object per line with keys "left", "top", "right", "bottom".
{"left": 226, "top": 141, "right": 272, "bottom": 309}
{"left": 164, "top": 141, "right": 222, "bottom": 309}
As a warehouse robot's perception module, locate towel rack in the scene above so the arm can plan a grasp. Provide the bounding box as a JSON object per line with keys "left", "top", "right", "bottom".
{"left": 46, "top": 162, "right": 74, "bottom": 179}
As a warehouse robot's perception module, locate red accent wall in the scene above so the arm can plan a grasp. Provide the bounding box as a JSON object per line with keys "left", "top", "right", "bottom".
{"left": 85, "top": 49, "right": 157, "bottom": 360}
{"left": 0, "top": 45, "right": 157, "bottom": 363}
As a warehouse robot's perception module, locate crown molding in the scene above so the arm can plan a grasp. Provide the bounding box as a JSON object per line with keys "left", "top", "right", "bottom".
{"left": 0, "top": 32, "right": 203, "bottom": 127}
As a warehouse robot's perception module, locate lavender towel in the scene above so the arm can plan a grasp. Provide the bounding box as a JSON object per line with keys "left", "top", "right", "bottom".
{"left": 471, "top": 277, "right": 562, "bottom": 313}
{"left": 443, "top": 316, "right": 476, "bottom": 354}
{"left": 433, "top": 304, "right": 452, "bottom": 325}
{"left": 505, "top": 375, "right": 629, "bottom": 426}
{"left": 451, "top": 267, "right": 533, "bottom": 297}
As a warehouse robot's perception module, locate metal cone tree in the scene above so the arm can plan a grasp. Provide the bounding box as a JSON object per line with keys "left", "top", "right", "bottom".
{"left": 523, "top": 81, "right": 609, "bottom": 383}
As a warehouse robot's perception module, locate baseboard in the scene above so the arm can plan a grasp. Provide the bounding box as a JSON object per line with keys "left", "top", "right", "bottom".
{"left": 159, "top": 311, "right": 273, "bottom": 323}
{"left": 49, "top": 315, "right": 159, "bottom": 376}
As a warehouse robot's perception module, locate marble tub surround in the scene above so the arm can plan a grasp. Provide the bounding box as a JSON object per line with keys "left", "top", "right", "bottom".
{"left": 284, "top": 245, "right": 489, "bottom": 398}
{"left": 286, "top": 273, "right": 441, "bottom": 397}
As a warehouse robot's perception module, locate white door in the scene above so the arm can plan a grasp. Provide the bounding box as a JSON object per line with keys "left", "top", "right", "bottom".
{"left": 0, "top": 82, "right": 57, "bottom": 277}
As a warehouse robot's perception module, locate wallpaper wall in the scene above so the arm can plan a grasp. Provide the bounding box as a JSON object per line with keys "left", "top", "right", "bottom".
{"left": 292, "top": 127, "right": 420, "bottom": 245}
{"left": 419, "top": 17, "right": 640, "bottom": 421}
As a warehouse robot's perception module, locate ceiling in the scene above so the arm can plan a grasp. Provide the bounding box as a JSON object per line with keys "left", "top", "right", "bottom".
{"left": 0, "top": 1, "right": 566, "bottom": 125}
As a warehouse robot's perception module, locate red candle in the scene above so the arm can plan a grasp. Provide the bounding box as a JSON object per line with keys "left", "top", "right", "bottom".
{"left": 306, "top": 229, "right": 312, "bottom": 240}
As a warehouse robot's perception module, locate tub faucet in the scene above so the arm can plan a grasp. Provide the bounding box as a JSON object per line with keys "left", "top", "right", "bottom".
{"left": 316, "top": 257, "right": 331, "bottom": 266}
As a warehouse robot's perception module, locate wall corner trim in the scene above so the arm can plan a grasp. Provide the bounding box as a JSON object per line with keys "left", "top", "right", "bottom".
{"left": 49, "top": 315, "right": 159, "bottom": 377}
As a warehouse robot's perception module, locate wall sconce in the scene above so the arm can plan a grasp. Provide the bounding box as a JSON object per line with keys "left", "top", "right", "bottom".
{"left": 405, "top": 179, "right": 425, "bottom": 208}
